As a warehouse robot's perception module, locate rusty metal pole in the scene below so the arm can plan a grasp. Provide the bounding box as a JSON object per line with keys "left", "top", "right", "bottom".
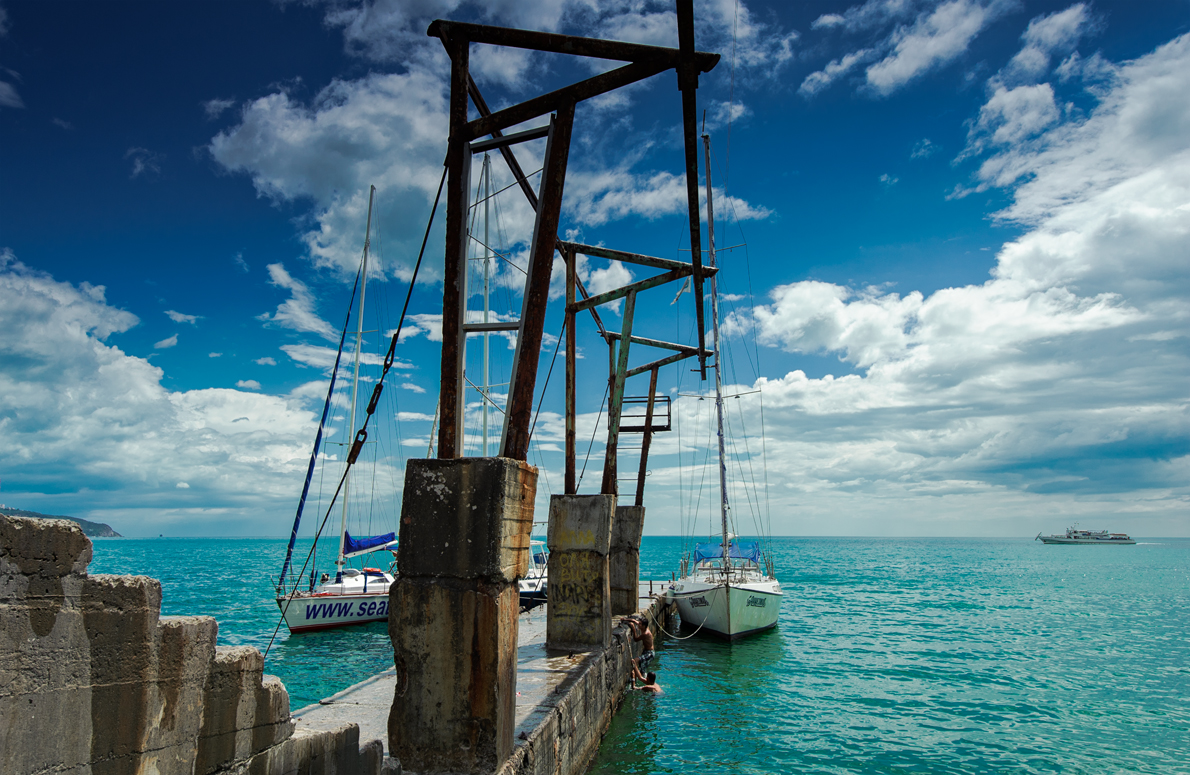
{"left": 601, "top": 289, "right": 637, "bottom": 495}
{"left": 676, "top": 0, "right": 707, "bottom": 379}
{"left": 438, "top": 35, "right": 471, "bottom": 459}
{"left": 501, "top": 102, "right": 576, "bottom": 461}
{"left": 565, "top": 246, "right": 577, "bottom": 493}
{"left": 634, "top": 366, "right": 660, "bottom": 507}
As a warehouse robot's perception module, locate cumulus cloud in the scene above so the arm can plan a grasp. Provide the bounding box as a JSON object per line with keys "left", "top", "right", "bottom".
{"left": 400, "top": 382, "right": 426, "bottom": 393}
{"left": 256, "top": 356, "right": 277, "bottom": 365}
{"left": 154, "top": 334, "right": 178, "bottom": 349}
{"left": 1, "top": 255, "right": 380, "bottom": 534}
{"left": 1004, "top": 3, "right": 1093, "bottom": 83}
{"left": 236, "top": 380, "right": 262, "bottom": 390}
{"left": 257, "top": 263, "right": 338, "bottom": 341}
{"left": 715, "top": 33, "right": 1190, "bottom": 528}
{"left": 166, "top": 310, "right": 199, "bottom": 324}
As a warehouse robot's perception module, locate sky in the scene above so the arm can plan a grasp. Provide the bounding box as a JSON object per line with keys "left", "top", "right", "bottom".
{"left": 1, "top": 0, "right": 1188, "bottom": 539}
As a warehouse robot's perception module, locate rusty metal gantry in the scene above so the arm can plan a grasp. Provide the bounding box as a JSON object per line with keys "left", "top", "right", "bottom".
{"left": 431, "top": 2, "right": 719, "bottom": 501}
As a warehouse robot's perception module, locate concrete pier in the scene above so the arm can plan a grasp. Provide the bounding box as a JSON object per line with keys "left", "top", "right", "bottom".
{"left": 388, "top": 457, "right": 536, "bottom": 774}
{"left": 545, "top": 494, "right": 615, "bottom": 652}
{"left": 610, "top": 506, "right": 645, "bottom": 615}
{"left": 295, "top": 582, "right": 675, "bottom": 774}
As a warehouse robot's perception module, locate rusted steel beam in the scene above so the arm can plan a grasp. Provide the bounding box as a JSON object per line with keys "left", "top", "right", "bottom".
{"left": 438, "top": 36, "right": 471, "bottom": 459}
{"left": 429, "top": 19, "right": 720, "bottom": 70}
{"left": 625, "top": 349, "right": 701, "bottom": 379}
{"left": 677, "top": 0, "right": 707, "bottom": 379}
{"left": 501, "top": 104, "right": 575, "bottom": 461}
{"left": 468, "top": 60, "right": 668, "bottom": 140}
{"left": 462, "top": 321, "right": 521, "bottom": 333}
{"left": 634, "top": 366, "right": 660, "bottom": 507}
{"left": 601, "top": 290, "right": 637, "bottom": 495}
{"left": 569, "top": 267, "right": 690, "bottom": 313}
{"left": 559, "top": 241, "right": 698, "bottom": 273}
{"left": 605, "top": 333, "right": 709, "bottom": 354}
{"left": 469, "top": 124, "right": 550, "bottom": 154}
{"left": 565, "top": 245, "right": 577, "bottom": 494}
{"left": 467, "top": 76, "right": 539, "bottom": 210}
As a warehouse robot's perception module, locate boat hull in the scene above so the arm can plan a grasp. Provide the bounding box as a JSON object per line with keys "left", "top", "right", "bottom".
{"left": 672, "top": 578, "right": 781, "bottom": 639}
{"left": 277, "top": 591, "right": 390, "bottom": 633}
{"left": 1038, "top": 537, "right": 1135, "bottom": 545}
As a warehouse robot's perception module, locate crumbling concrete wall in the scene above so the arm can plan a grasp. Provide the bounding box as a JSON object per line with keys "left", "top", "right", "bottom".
{"left": 0, "top": 515, "right": 391, "bottom": 775}
{"left": 495, "top": 599, "right": 675, "bottom": 775}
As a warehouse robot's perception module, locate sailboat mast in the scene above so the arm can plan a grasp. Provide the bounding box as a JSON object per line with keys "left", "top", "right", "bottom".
{"left": 338, "top": 184, "right": 375, "bottom": 567}
{"left": 702, "top": 135, "right": 730, "bottom": 574}
{"left": 482, "top": 154, "right": 492, "bottom": 456}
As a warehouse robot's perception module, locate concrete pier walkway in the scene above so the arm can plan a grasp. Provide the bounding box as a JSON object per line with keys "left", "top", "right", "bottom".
{"left": 293, "top": 581, "right": 671, "bottom": 759}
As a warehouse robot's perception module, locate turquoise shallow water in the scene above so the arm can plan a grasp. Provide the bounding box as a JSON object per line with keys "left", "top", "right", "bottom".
{"left": 89, "top": 536, "right": 1190, "bottom": 772}
{"left": 596, "top": 537, "right": 1190, "bottom": 774}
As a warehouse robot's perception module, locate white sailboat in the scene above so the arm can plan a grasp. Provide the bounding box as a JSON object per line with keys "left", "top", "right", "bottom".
{"left": 275, "top": 186, "right": 398, "bottom": 634}
{"left": 671, "top": 135, "right": 782, "bottom": 639}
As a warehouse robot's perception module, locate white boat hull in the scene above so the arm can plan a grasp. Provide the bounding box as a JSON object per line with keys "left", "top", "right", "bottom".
{"left": 276, "top": 590, "right": 391, "bottom": 633}
{"left": 672, "top": 576, "right": 781, "bottom": 639}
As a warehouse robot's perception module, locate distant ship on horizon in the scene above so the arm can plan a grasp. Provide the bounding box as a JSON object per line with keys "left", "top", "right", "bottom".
{"left": 1036, "top": 526, "right": 1135, "bottom": 545}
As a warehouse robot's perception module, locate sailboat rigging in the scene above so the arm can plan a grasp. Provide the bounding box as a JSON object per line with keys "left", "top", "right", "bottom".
{"left": 274, "top": 185, "right": 398, "bottom": 634}
{"left": 670, "top": 135, "right": 782, "bottom": 639}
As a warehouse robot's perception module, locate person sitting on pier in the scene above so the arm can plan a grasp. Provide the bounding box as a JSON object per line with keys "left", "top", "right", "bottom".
{"left": 627, "top": 616, "right": 655, "bottom": 677}
{"left": 634, "top": 671, "right": 661, "bottom": 694}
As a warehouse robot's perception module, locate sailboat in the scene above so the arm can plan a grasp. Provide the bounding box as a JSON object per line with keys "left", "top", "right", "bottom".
{"left": 275, "top": 186, "right": 399, "bottom": 634}
{"left": 670, "top": 135, "right": 782, "bottom": 639}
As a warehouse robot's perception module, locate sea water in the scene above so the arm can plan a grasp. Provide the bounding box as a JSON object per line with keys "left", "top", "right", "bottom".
{"left": 88, "top": 536, "right": 1190, "bottom": 772}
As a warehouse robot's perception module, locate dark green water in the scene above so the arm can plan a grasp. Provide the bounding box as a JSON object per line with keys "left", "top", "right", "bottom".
{"left": 89, "top": 536, "right": 1190, "bottom": 772}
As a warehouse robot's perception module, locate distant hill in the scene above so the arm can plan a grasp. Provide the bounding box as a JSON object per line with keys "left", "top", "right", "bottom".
{"left": 0, "top": 507, "right": 121, "bottom": 537}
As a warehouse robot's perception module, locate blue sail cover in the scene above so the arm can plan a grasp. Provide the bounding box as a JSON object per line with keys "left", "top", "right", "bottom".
{"left": 694, "top": 541, "right": 761, "bottom": 564}
{"left": 343, "top": 531, "right": 396, "bottom": 557}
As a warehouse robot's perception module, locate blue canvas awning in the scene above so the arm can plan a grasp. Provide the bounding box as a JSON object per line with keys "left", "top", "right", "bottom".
{"left": 343, "top": 531, "right": 396, "bottom": 559}
{"left": 694, "top": 541, "right": 760, "bottom": 564}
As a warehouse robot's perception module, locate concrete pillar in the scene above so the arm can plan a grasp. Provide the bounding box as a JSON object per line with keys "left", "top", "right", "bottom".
{"left": 610, "top": 505, "right": 645, "bottom": 615}
{"left": 546, "top": 494, "right": 615, "bottom": 651}
{"left": 388, "top": 457, "right": 536, "bottom": 775}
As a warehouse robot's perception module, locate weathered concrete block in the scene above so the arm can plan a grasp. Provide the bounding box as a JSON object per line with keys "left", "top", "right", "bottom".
{"left": 546, "top": 495, "right": 614, "bottom": 652}
{"left": 388, "top": 577, "right": 519, "bottom": 774}
{"left": 397, "top": 457, "right": 537, "bottom": 582}
{"left": 609, "top": 506, "right": 644, "bottom": 615}
{"left": 0, "top": 516, "right": 94, "bottom": 775}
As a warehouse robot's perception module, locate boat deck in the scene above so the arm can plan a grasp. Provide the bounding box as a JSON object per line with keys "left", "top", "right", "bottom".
{"left": 291, "top": 579, "right": 670, "bottom": 755}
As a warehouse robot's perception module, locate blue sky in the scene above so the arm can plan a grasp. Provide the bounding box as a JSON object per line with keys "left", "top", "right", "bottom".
{"left": 2, "top": 0, "right": 1187, "bottom": 538}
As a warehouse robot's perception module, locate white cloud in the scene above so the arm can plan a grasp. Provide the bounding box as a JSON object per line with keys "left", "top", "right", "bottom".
{"left": 176, "top": 482, "right": 190, "bottom": 489}
{"left": 566, "top": 169, "right": 770, "bottom": 227}
{"left": 166, "top": 310, "right": 198, "bottom": 324}
{"left": 1005, "top": 3, "right": 1092, "bottom": 83}
{"left": 400, "top": 382, "right": 426, "bottom": 393}
{"left": 713, "top": 32, "right": 1190, "bottom": 528}
{"left": 800, "top": 49, "right": 873, "bottom": 96}
{"left": 256, "top": 356, "right": 277, "bottom": 365}
{"left": 236, "top": 380, "right": 262, "bottom": 390}
{"left": 866, "top": 0, "right": 1001, "bottom": 95}
{"left": 203, "top": 97, "right": 235, "bottom": 119}
{"left": 0, "top": 79, "right": 24, "bottom": 109}
{"left": 911, "top": 138, "right": 937, "bottom": 158}
{"left": 154, "top": 334, "right": 178, "bottom": 349}
{"left": 208, "top": 352, "right": 222, "bottom": 358}
{"left": 125, "top": 147, "right": 164, "bottom": 178}
{"left": 961, "top": 83, "right": 1060, "bottom": 159}
{"left": 257, "top": 263, "right": 338, "bottom": 341}
{"left": 397, "top": 411, "right": 435, "bottom": 421}
{"left": 0, "top": 255, "right": 377, "bottom": 534}
{"left": 879, "top": 172, "right": 899, "bottom": 187}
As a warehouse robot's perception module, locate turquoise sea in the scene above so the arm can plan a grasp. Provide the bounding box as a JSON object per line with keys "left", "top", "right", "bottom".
{"left": 89, "top": 536, "right": 1190, "bottom": 773}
